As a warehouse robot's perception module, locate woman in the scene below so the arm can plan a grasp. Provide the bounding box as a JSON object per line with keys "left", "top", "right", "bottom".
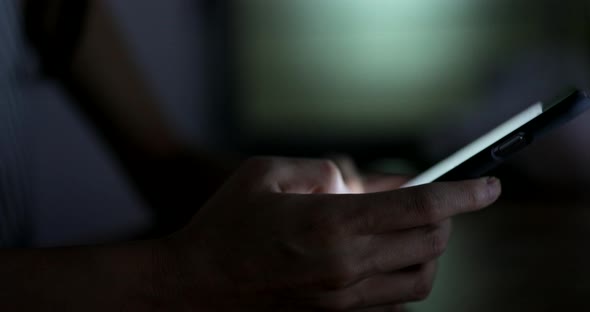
{"left": 0, "top": 0, "right": 501, "bottom": 310}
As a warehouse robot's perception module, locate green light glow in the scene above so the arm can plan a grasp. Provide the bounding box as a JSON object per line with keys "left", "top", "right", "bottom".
{"left": 233, "top": 0, "right": 567, "bottom": 139}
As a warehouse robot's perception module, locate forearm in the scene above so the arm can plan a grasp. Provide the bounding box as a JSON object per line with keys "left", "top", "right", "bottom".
{"left": 0, "top": 241, "right": 166, "bottom": 311}
{"left": 25, "top": 0, "right": 240, "bottom": 234}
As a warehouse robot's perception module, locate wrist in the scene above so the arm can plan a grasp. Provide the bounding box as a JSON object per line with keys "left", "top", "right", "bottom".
{"left": 87, "top": 240, "right": 184, "bottom": 312}
{"left": 145, "top": 238, "right": 187, "bottom": 311}
{"left": 151, "top": 231, "right": 224, "bottom": 312}
{"left": 113, "top": 238, "right": 198, "bottom": 312}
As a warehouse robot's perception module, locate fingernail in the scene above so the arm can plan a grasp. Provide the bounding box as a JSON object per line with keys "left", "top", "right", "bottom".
{"left": 486, "top": 176, "right": 499, "bottom": 185}
{"left": 485, "top": 176, "right": 502, "bottom": 197}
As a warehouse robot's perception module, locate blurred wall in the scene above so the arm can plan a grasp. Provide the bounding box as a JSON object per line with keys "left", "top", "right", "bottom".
{"left": 31, "top": 0, "right": 207, "bottom": 246}
{"left": 233, "top": 0, "right": 590, "bottom": 148}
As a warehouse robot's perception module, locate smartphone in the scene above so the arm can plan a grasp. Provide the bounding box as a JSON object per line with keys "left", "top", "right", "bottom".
{"left": 403, "top": 90, "right": 590, "bottom": 187}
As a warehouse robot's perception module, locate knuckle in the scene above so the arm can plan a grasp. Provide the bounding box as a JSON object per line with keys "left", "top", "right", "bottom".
{"left": 423, "top": 225, "right": 449, "bottom": 259}
{"left": 408, "top": 190, "right": 440, "bottom": 223}
{"left": 412, "top": 268, "right": 435, "bottom": 300}
{"left": 242, "top": 157, "right": 285, "bottom": 191}
{"left": 315, "top": 160, "right": 345, "bottom": 192}
{"left": 321, "top": 259, "right": 358, "bottom": 290}
{"left": 317, "top": 159, "right": 342, "bottom": 179}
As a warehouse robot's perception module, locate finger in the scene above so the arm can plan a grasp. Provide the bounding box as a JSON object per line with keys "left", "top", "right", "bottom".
{"left": 331, "top": 155, "right": 365, "bottom": 193}
{"left": 357, "top": 220, "right": 451, "bottom": 275}
{"left": 311, "top": 177, "right": 501, "bottom": 234}
{"left": 248, "top": 157, "right": 350, "bottom": 194}
{"left": 302, "top": 262, "right": 437, "bottom": 310}
{"left": 362, "top": 174, "right": 411, "bottom": 193}
{"left": 346, "top": 261, "right": 437, "bottom": 307}
{"left": 330, "top": 156, "right": 409, "bottom": 194}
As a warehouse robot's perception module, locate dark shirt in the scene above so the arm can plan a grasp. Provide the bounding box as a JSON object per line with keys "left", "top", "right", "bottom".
{"left": 0, "top": 0, "right": 33, "bottom": 247}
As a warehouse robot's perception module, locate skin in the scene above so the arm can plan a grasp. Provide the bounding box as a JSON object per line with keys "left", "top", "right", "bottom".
{"left": 0, "top": 157, "right": 501, "bottom": 310}
{"left": 3, "top": 1, "right": 503, "bottom": 310}
{"left": 161, "top": 158, "right": 501, "bottom": 311}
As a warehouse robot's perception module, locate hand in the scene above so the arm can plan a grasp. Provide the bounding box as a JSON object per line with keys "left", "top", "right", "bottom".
{"left": 329, "top": 156, "right": 410, "bottom": 194}
{"left": 158, "top": 157, "right": 502, "bottom": 311}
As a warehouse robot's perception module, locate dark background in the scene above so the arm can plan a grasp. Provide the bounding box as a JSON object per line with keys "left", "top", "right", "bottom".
{"left": 27, "top": 1, "right": 590, "bottom": 310}
{"left": 30, "top": 0, "right": 207, "bottom": 246}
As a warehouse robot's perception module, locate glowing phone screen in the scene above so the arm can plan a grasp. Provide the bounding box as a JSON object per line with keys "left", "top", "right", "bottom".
{"left": 403, "top": 103, "right": 544, "bottom": 187}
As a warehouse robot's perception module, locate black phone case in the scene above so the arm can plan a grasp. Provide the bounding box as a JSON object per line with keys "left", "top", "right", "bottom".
{"left": 437, "top": 90, "right": 590, "bottom": 182}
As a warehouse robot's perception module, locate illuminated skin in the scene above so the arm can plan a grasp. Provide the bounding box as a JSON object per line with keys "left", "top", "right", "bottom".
{"left": 0, "top": 157, "right": 502, "bottom": 311}
{"left": 404, "top": 103, "right": 544, "bottom": 187}
{"left": 0, "top": 1, "right": 506, "bottom": 310}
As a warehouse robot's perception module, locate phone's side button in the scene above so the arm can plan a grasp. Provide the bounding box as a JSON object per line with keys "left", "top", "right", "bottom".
{"left": 492, "top": 133, "right": 529, "bottom": 159}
